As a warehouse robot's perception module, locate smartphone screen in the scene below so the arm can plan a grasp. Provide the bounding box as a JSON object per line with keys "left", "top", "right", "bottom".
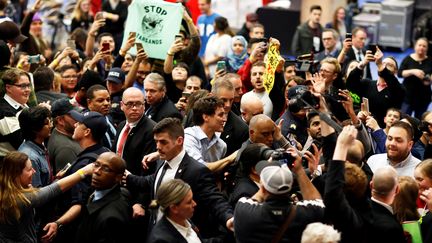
{"left": 345, "top": 33, "right": 352, "bottom": 39}
{"left": 216, "top": 61, "right": 226, "bottom": 71}
{"left": 362, "top": 97, "right": 370, "bottom": 114}
{"left": 95, "top": 12, "right": 104, "bottom": 20}
{"left": 28, "top": 55, "right": 40, "bottom": 64}
{"left": 101, "top": 43, "right": 110, "bottom": 52}
{"left": 368, "top": 44, "right": 377, "bottom": 55}
{"left": 182, "top": 92, "right": 191, "bottom": 98}
{"left": 136, "top": 43, "right": 144, "bottom": 52}
{"left": 67, "top": 39, "right": 76, "bottom": 49}
{"left": 175, "top": 34, "right": 183, "bottom": 42}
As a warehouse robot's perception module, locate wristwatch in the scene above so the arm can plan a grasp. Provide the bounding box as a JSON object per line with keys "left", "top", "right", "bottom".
{"left": 55, "top": 221, "right": 63, "bottom": 231}
{"left": 311, "top": 169, "right": 322, "bottom": 179}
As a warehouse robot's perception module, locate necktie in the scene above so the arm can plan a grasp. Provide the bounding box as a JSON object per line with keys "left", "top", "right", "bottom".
{"left": 156, "top": 162, "right": 170, "bottom": 192}
{"left": 357, "top": 51, "right": 362, "bottom": 62}
{"left": 117, "top": 124, "right": 131, "bottom": 158}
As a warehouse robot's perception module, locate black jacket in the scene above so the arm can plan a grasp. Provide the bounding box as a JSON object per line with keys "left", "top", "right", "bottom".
{"left": 113, "top": 116, "right": 156, "bottom": 176}
{"left": 368, "top": 200, "right": 406, "bottom": 243}
{"left": 127, "top": 153, "right": 233, "bottom": 238}
{"left": 146, "top": 96, "right": 183, "bottom": 123}
{"left": 220, "top": 111, "right": 249, "bottom": 156}
{"left": 148, "top": 216, "right": 209, "bottom": 243}
{"left": 75, "top": 185, "right": 132, "bottom": 243}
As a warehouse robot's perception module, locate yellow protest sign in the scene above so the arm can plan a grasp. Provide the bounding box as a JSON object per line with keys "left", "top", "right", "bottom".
{"left": 263, "top": 42, "right": 280, "bottom": 93}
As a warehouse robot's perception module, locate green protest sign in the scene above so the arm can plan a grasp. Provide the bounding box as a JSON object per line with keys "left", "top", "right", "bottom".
{"left": 122, "top": 0, "right": 183, "bottom": 59}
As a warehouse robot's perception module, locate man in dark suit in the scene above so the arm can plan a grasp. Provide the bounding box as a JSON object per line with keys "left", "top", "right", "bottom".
{"left": 144, "top": 73, "right": 183, "bottom": 123}
{"left": 74, "top": 152, "right": 132, "bottom": 243}
{"left": 341, "top": 27, "right": 372, "bottom": 79}
{"left": 113, "top": 87, "right": 155, "bottom": 243}
{"left": 113, "top": 87, "right": 156, "bottom": 176}
{"left": 125, "top": 117, "right": 234, "bottom": 238}
{"left": 369, "top": 166, "right": 406, "bottom": 243}
{"left": 212, "top": 78, "right": 249, "bottom": 156}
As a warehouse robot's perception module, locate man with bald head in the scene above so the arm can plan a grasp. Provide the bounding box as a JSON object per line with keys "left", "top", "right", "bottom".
{"left": 247, "top": 114, "right": 291, "bottom": 149}
{"left": 75, "top": 152, "right": 132, "bottom": 242}
{"left": 369, "top": 166, "right": 405, "bottom": 243}
{"left": 240, "top": 94, "right": 264, "bottom": 125}
{"left": 113, "top": 87, "right": 156, "bottom": 176}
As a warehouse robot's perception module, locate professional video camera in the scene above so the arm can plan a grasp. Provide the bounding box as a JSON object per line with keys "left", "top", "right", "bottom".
{"left": 286, "top": 53, "right": 320, "bottom": 74}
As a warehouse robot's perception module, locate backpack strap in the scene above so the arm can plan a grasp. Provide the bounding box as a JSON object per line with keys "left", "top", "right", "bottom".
{"left": 271, "top": 205, "right": 297, "bottom": 243}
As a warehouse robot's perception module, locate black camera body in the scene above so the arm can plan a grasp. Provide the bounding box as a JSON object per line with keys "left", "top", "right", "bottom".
{"left": 269, "top": 148, "right": 296, "bottom": 169}
{"left": 419, "top": 121, "right": 432, "bottom": 134}
{"left": 288, "top": 87, "right": 320, "bottom": 113}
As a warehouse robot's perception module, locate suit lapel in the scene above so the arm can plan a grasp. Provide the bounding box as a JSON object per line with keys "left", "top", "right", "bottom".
{"left": 87, "top": 186, "right": 121, "bottom": 215}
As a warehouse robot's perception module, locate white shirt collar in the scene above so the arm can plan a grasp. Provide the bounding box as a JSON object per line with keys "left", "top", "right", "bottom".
{"left": 167, "top": 149, "right": 186, "bottom": 169}
{"left": 371, "top": 197, "right": 394, "bottom": 214}
{"left": 166, "top": 217, "right": 201, "bottom": 243}
{"left": 4, "top": 94, "right": 27, "bottom": 110}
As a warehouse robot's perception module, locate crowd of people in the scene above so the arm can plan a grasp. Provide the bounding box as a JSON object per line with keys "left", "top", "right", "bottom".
{"left": 1, "top": 0, "right": 432, "bottom": 242}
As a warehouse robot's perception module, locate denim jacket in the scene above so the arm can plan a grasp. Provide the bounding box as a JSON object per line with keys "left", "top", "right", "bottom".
{"left": 19, "top": 140, "right": 51, "bottom": 187}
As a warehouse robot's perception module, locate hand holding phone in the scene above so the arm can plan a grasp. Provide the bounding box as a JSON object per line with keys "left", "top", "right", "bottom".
{"left": 362, "top": 97, "right": 370, "bottom": 115}
{"left": 136, "top": 42, "right": 144, "bottom": 52}
{"left": 101, "top": 42, "right": 110, "bottom": 52}
{"left": 368, "top": 44, "right": 377, "bottom": 55}
{"left": 175, "top": 34, "right": 184, "bottom": 42}
{"left": 28, "top": 54, "right": 41, "bottom": 64}
{"left": 216, "top": 61, "right": 226, "bottom": 72}
{"left": 67, "top": 39, "right": 76, "bottom": 49}
{"left": 95, "top": 12, "right": 104, "bottom": 20}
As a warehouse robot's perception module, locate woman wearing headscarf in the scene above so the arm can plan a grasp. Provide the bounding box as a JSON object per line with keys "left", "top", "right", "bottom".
{"left": 225, "top": 35, "right": 248, "bottom": 73}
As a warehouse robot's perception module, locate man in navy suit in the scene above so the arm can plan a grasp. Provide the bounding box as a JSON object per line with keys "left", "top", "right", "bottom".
{"left": 125, "top": 117, "right": 233, "bottom": 238}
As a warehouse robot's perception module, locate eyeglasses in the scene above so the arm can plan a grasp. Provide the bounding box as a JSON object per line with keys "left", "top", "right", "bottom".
{"left": 62, "top": 75, "right": 78, "bottom": 79}
{"left": 93, "top": 161, "right": 115, "bottom": 173}
{"left": 10, "top": 83, "right": 31, "bottom": 90}
{"left": 44, "top": 118, "right": 53, "bottom": 126}
{"left": 123, "top": 101, "right": 144, "bottom": 109}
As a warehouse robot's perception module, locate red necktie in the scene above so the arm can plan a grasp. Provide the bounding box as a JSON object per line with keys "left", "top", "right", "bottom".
{"left": 117, "top": 124, "right": 131, "bottom": 158}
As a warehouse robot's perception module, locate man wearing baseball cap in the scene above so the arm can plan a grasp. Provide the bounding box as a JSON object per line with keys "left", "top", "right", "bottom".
{"left": 106, "top": 67, "right": 126, "bottom": 126}
{"left": 0, "top": 21, "right": 27, "bottom": 45}
{"left": 48, "top": 98, "right": 82, "bottom": 173}
{"left": 276, "top": 85, "right": 310, "bottom": 147}
{"left": 234, "top": 148, "right": 324, "bottom": 243}
{"left": 43, "top": 110, "right": 110, "bottom": 242}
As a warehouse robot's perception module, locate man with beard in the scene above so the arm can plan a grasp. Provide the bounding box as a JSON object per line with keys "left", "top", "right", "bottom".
{"left": 241, "top": 61, "right": 273, "bottom": 118}
{"left": 303, "top": 111, "right": 322, "bottom": 153}
{"left": 48, "top": 99, "right": 82, "bottom": 174}
{"left": 367, "top": 121, "right": 420, "bottom": 177}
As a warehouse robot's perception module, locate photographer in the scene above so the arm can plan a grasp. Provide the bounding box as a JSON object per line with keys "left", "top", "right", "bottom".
{"left": 234, "top": 147, "right": 324, "bottom": 243}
